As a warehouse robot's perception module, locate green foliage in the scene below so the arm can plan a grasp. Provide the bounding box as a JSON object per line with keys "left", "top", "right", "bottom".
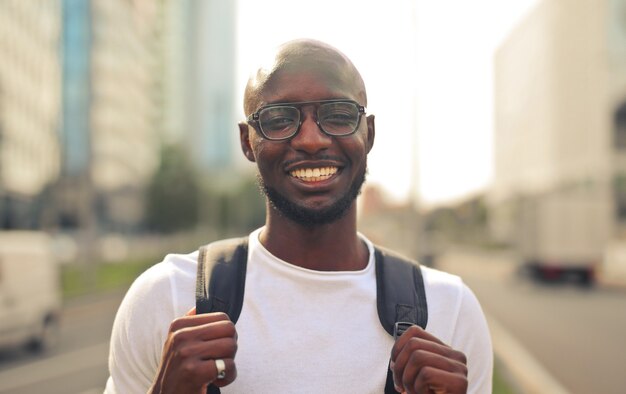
{"left": 61, "top": 258, "right": 156, "bottom": 299}
{"left": 493, "top": 362, "right": 517, "bottom": 394}
{"left": 200, "top": 174, "right": 266, "bottom": 237}
{"left": 145, "top": 145, "right": 201, "bottom": 233}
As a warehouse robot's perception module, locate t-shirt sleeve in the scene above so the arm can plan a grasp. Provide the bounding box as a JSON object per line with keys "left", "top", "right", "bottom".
{"left": 104, "top": 262, "right": 179, "bottom": 394}
{"left": 452, "top": 283, "right": 494, "bottom": 394}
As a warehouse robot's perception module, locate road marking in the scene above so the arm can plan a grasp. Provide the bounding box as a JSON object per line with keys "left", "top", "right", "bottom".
{"left": 0, "top": 342, "right": 109, "bottom": 392}
{"left": 488, "top": 313, "right": 572, "bottom": 394}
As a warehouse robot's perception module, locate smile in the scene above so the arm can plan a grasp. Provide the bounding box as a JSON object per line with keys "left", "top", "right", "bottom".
{"left": 289, "top": 166, "right": 338, "bottom": 182}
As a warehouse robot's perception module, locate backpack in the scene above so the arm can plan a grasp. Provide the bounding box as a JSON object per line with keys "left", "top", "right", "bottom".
{"left": 195, "top": 237, "right": 428, "bottom": 394}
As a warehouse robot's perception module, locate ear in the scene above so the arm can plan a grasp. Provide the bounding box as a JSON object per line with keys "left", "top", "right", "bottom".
{"left": 365, "top": 114, "right": 375, "bottom": 153}
{"left": 239, "top": 122, "right": 256, "bottom": 162}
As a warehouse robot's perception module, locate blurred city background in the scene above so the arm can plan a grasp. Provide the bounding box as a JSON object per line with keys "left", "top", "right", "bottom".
{"left": 0, "top": 0, "right": 625, "bottom": 393}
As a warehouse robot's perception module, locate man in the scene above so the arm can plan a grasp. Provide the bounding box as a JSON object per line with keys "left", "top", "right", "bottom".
{"left": 105, "top": 39, "right": 492, "bottom": 394}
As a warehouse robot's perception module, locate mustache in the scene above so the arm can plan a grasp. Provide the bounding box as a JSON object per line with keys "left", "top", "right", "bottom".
{"left": 282, "top": 154, "right": 345, "bottom": 168}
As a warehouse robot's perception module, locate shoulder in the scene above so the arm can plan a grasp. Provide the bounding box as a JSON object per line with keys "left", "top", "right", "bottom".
{"left": 409, "top": 264, "right": 490, "bottom": 354}
{"left": 419, "top": 265, "right": 485, "bottom": 330}
{"left": 126, "top": 251, "right": 198, "bottom": 312}
{"left": 419, "top": 266, "right": 493, "bottom": 393}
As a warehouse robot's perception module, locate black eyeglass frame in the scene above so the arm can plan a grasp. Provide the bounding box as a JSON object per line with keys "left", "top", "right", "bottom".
{"left": 246, "top": 99, "right": 366, "bottom": 141}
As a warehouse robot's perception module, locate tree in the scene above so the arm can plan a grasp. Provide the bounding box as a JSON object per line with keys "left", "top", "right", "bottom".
{"left": 145, "top": 145, "right": 200, "bottom": 233}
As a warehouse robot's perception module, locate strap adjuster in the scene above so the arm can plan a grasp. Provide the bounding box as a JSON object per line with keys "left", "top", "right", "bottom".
{"left": 393, "top": 321, "right": 414, "bottom": 340}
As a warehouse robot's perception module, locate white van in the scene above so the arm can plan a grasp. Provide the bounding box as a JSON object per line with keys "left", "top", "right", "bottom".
{"left": 0, "top": 231, "right": 62, "bottom": 352}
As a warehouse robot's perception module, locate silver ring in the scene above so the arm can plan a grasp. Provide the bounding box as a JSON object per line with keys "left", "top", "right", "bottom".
{"left": 215, "top": 359, "right": 226, "bottom": 380}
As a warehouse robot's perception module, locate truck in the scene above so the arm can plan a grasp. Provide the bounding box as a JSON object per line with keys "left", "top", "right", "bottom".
{"left": 0, "top": 231, "right": 62, "bottom": 352}
{"left": 516, "top": 188, "right": 611, "bottom": 286}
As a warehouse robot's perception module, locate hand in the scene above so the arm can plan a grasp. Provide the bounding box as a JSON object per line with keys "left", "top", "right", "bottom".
{"left": 150, "top": 309, "right": 238, "bottom": 394}
{"left": 390, "top": 325, "right": 467, "bottom": 394}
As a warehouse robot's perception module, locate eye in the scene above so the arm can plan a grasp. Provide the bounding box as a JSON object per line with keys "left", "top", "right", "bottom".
{"left": 320, "top": 104, "right": 358, "bottom": 127}
{"left": 260, "top": 107, "right": 298, "bottom": 131}
{"left": 265, "top": 116, "right": 296, "bottom": 130}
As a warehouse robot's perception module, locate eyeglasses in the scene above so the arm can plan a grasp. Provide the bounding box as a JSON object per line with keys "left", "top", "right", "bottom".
{"left": 246, "top": 99, "right": 366, "bottom": 141}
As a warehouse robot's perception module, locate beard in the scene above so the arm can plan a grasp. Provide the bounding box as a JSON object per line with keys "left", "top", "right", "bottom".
{"left": 258, "top": 168, "right": 367, "bottom": 227}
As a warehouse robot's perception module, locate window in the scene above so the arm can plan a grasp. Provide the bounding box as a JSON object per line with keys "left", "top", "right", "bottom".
{"left": 614, "top": 100, "right": 626, "bottom": 149}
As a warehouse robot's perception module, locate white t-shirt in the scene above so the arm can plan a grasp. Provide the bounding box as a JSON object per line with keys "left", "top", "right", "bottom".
{"left": 105, "top": 228, "right": 492, "bottom": 393}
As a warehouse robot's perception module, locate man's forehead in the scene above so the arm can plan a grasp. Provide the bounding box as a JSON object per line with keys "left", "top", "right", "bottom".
{"left": 259, "top": 66, "right": 360, "bottom": 102}
{"left": 243, "top": 40, "right": 366, "bottom": 113}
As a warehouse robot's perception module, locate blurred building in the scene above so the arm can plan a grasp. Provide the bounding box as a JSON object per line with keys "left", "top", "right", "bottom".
{"left": 0, "top": 1, "right": 62, "bottom": 229}
{"left": 490, "top": 0, "right": 626, "bottom": 281}
{"left": 0, "top": 0, "right": 239, "bottom": 236}
{"left": 188, "top": 0, "right": 238, "bottom": 171}
{"left": 53, "top": 0, "right": 164, "bottom": 233}
{"left": 162, "top": 0, "right": 238, "bottom": 171}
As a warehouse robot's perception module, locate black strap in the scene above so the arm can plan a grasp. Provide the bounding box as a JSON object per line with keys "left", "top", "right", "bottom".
{"left": 196, "top": 238, "right": 427, "bottom": 394}
{"left": 196, "top": 237, "right": 248, "bottom": 394}
{"left": 375, "top": 247, "right": 428, "bottom": 394}
{"left": 196, "top": 237, "right": 248, "bottom": 320}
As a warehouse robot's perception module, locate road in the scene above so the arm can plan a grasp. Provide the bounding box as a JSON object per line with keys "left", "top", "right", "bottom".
{"left": 437, "top": 249, "right": 626, "bottom": 394}
{"left": 0, "top": 291, "right": 125, "bottom": 394}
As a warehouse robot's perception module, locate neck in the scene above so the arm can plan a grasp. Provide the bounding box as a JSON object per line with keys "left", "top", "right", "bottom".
{"left": 260, "top": 206, "right": 368, "bottom": 271}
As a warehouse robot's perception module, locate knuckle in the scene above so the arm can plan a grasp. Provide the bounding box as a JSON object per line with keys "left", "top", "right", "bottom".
{"left": 408, "top": 349, "right": 425, "bottom": 366}
{"left": 169, "top": 317, "right": 184, "bottom": 332}
{"left": 222, "top": 321, "right": 236, "bottom": 336}
{"left": 176, "top": 344, "right": 193, "bottom": 359}
{"left": 419, "top": 366, "right": 436, "bottom": 383}
{"left": 457, "top": 350, "right": 468, "bottom": 365}
{"left": 170, "top": 329, "right": 188, "bottom": 347}
{"left": 407, "top": 337, "right": 419, "bottom": 347}
{"left": 181, "top": 359, "right": 197, "bottom": 375}
{"left": 458, "top": 362, "right": 468, "bottom": 377}
{"left": 229, "top": 340, "right": 238, "bottom": 356}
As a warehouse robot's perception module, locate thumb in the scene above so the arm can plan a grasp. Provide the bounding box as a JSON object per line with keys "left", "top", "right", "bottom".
{"left": 186, "top": 307, "right": 197, "bottom": 316}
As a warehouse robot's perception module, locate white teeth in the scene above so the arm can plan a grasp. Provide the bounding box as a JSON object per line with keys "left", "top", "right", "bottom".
{"left": 290, "top": 166, "right": 338, "bottom": 181}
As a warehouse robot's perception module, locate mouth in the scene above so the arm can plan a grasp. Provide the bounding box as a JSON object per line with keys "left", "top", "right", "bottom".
{"left": 289, "top": 166, "right": 339, "bottom": 182}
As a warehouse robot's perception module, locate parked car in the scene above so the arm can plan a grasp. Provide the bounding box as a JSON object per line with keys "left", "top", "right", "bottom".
{"left": 0, "top": 231, "right": 61, "bottom": 352}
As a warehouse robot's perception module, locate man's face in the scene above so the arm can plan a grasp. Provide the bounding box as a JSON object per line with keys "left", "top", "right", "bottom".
{"left": 240, "top": 67, "right": 375, "bottom": 226}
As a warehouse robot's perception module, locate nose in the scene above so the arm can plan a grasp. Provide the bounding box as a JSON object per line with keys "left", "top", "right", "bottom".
{"left": 289, "top": 112, "right": 332, "bottom": 154}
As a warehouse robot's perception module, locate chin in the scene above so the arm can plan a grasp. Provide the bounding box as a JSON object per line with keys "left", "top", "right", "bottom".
{"left": 259, "top": 170, "right": 366, "bottom": 227}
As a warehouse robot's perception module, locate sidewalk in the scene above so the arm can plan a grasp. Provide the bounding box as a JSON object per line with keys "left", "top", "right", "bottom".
{"left": 488, "top": 313, "right": 571, "bottom": 394}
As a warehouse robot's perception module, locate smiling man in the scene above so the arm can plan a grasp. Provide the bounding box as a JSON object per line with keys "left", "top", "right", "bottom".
{"left": 105, "top": 39, "right": 492, "bottom": 394}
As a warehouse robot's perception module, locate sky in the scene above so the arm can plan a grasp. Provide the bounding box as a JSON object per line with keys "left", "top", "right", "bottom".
{"left": 236, "top": 0, "right": 539, "bottom": 206}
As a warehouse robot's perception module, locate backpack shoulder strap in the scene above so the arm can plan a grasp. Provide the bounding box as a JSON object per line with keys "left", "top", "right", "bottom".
{"left": 195, "top": 237, "right": 249, "bottom": 323}
{"left": 196, "top": 238, "right": 248, "bottom": 394}
{"left": 374, "top": 245, "right": 428, "bottom": 333}
{"left": 375, "top": 246, "right": 428, "bottom": 394}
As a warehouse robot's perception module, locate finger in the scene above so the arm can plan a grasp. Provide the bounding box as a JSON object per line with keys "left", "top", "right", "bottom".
{"left": 186, "top": 307, "right": 196, "bottom": 316}
{"left": 392, "top": 338, "right": 466, "bottom": 391}
{"left": 400, "top": 350, "right": 467, "bottom": 393}
{"left": 177, "top": 357, "right": 237, "bottom": 388}
{"left": 169, "top": 320, "right": 236, "bottom": 351}
{"left": 391, "top": 325, "right": 446, "bottom": 361}
{"left": 412, "top": 367, "right": 468, "bottom": 394}
{"left": 394, "top": 338, "right": 464, "bottom": 371}
{"left": 178, "top": 336, "right": 238, "bottom": 361}
{"left": 170, "top": 312, "right": 231, "bottom": 332}
{"left": 211, "top": 358, "right": 237, "bottom": 387}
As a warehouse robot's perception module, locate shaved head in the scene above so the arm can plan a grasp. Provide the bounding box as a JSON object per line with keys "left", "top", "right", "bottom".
{"left": 243, "top": 39, "right": 367, "bottom": 116}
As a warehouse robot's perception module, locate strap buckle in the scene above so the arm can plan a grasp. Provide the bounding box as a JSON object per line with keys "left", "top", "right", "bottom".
{"left": 393, "top": 321, "right": 414, "bottom": 340}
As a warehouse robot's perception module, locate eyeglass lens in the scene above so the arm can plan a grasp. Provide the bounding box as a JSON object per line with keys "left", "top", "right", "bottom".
{"left": 258, "top": 102, "right": 360, "bottom": 139}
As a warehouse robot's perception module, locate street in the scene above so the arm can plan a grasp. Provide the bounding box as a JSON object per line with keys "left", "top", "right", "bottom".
{"left": 0, "top": 291, "right": 124, "bottom": 394}
{"left": 438, "top": 249, "right": 626, "bottom": 394}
